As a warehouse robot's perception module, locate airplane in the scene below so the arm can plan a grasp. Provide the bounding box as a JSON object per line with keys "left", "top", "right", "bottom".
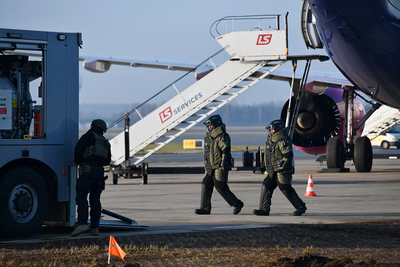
{"left": 6, "top": 0, "right": 400, "bottom": 173}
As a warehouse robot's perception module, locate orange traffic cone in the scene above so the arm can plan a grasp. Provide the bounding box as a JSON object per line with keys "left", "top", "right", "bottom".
{"left": 304, "top": 174, "right": 317, "bottom": 197}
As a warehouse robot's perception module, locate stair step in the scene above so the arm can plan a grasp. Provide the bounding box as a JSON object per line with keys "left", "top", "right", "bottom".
{"left": 244, "top": 77, "right": 257, "bottom": 81}
{"left": 222, "top": 92, "right": 237, "bottom": 96}
{"left": 171, "top": 127, "right": 186, "bottom": 131}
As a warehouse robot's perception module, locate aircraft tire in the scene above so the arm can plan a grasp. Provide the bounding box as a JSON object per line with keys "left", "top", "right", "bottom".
{"left": 0, "top": 166, "right": 49, "bottom": 238}
{"left": 326, "top": 136, "right": 345, "bottom": 169}
{"left": 354, "top": 136, "right": 373, "bottom": 172}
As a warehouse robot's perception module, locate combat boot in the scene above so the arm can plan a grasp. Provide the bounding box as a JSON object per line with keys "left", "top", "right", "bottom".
{"left": 233, "top": 200, "right": 244, "bottom": 215}
{"left": 216, "top": 187, "right": 244, "bottom": 215}
{"left": 281, "top": 188, "right": 307, "bottom": 216}
{"left": 194, "top": 183, "right": 212, "bottom": 215}
{"left": 70, "top": 224, "right": 90, "bottom": 237}
{"left": 293, "top": 204, "right": 307, "bottom": 216}
{"left": 253, "top": 184, "right": 271, "bottom": 216}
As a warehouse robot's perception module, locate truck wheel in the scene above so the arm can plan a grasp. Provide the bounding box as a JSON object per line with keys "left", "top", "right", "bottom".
{"left": 381, "top": 141, "right": 390, "bottom": 149}
{"left": 354, "top": 136, "right": 373, "bottom": 172}
{"left": 0, "top": 167, "right": 49, "bottom": 238}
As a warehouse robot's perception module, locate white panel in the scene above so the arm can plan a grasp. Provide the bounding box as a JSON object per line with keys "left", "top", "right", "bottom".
{"left": 216, "top": 30, "right": 287, "bottom": 60}
{"left": 0, "top": 90, "right": 12, "bottom": 130}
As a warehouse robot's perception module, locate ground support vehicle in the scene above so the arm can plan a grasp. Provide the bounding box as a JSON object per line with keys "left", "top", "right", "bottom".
{"left": 0, "top": 28, "right": 145, "bottom": 238}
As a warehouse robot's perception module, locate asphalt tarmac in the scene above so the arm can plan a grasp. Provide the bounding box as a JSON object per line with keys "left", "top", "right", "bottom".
{"left": 1, "top": 150, "right": 399, "bottom": 244}
{"left": 99, "top": 155, "right": 400, "bottom": 231}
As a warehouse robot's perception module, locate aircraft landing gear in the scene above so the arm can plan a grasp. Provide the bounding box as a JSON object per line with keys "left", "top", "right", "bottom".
{"left": 326, "top": 137, "right": 345, "bottom": 169}
{"left": 325, "top": 88, "right": 373, "bottom": 173}
{"left": 353, "top": 136, "right": 373, "bottom": 172}
{"left": 325, "top": 135, "right": 372, "bottom": 172}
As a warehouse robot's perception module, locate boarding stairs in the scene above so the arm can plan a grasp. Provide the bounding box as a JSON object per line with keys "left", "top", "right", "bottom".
{"left": 109, "top": 17, "right": 290, "bottom": 166}
{"left": 362, "top": 105, "right": 400, "bottom": 139}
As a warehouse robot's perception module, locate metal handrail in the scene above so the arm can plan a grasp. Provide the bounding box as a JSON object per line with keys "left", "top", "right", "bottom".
{"left": 107, "top": 47, "right": 226, "bottom": 130}
{"left": 209, "top": 14, "right": 286, "bottom": 39}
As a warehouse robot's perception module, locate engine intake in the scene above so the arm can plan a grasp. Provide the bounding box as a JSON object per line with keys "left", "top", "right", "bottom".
{"left": 281, "top": 92, "right": 340, "bottom": 148}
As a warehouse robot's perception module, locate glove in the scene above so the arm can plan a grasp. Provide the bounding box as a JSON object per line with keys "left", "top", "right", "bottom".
{"left": 277, "top": 158, "right": 289, "bottom": 172}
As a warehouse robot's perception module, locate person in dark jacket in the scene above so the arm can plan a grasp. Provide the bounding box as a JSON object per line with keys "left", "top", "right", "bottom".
{"left": 70, "top": 119, "right": 111, "bottom": 236}
{"left": 195, "top": 115, "right": 244, "bottom": 215}
{"left": 253, "top": 119, "right": 306, "bottom": 216}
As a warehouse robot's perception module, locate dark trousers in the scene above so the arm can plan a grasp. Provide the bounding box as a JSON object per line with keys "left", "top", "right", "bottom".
{"left": 263, "top": 172, "right": 294, "bottom": 193}
{"left": 76, "top": 168, "right": 104, "bottom": 228}
{"left": 202, "top": 170, "right": 227, "bottom": 191}
{"left": 202, "top": 170, "right": 240, "bottom": 207}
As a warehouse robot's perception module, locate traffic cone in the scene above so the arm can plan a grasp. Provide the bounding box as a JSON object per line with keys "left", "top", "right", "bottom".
{"left": 304, "top": 174, "right": 317, "bottom": 197}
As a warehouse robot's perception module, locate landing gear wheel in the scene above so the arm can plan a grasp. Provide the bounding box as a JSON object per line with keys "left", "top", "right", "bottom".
{"left": 113, "top": 173, "right": 118, "bottom": 185}
{"left": 381, "top": 141, "right": 390, "bottom": 149}
{"left": 326, "top": 137, "right": 345, "bottom": 169}
{"left": 0, "top": 167, "right": 49, "bottom": 238}
{"left": 354, "top": 136, "right": 373, "bottom": 172}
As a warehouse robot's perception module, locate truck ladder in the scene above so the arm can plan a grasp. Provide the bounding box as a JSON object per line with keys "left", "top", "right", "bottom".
{"left": 362, "top": 105, "right": 400, "bottom": 139}
{"left": 109, "top": 16, "right": 290, "bottom": 166}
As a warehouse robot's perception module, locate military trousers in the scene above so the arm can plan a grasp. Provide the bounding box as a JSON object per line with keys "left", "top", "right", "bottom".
{"left": 76, "top": 167, "right": 104, "bottom": 228}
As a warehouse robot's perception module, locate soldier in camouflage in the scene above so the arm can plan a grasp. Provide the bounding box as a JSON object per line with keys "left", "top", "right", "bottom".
{"left": 195, "top": 115, "right": 244, "bottom": 215}
{"left": 253, "top": 119, "right": 307, "bottom": 216}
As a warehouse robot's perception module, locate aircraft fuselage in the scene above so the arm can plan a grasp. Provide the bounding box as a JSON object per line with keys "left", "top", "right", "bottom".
{"left": 309, "top": 0, "right": 400, "bottom": 108}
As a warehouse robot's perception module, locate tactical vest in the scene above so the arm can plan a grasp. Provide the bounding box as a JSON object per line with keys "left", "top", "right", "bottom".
{"left": 264, "top": 140, "right": 276, "bottom": 175}
{"left": 264, "top": 130, "right": 294, "bottom": 175}
{"left": 82, "top": 132, "right": 111, "bottom": 160}
{"left": 203, "top": 132, "right": 213, "bottom": 175}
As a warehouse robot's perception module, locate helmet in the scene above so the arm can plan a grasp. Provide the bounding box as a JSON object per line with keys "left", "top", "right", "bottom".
{"left": 204, "top": 114, "right": 223, "bottom": 128}
{"left": 266, "top": 119, "right": 285, "bottom": 135}
{"left": 91, "top": 119, "right": 107, "bottom": 133}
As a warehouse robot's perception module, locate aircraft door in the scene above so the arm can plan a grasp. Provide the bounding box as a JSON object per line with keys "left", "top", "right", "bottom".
{"left": 301, "top": 0, "right": 323, "bottom": 49}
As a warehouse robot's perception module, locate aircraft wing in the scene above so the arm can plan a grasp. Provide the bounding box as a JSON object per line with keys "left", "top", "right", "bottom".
{"left": 4, "top": 50, "right": 353, "bottom": 89}
{"left": 80, "top": 53, "right": 354, "bottom": 89}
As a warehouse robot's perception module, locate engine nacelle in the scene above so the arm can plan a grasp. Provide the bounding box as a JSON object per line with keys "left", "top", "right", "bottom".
{"left": 281, "top": 87, "right": 365, "bottom": 155}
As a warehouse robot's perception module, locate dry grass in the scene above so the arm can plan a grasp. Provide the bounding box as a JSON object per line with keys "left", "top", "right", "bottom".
{"left": 1, "top": 221, "right": 399, "bottom": 266}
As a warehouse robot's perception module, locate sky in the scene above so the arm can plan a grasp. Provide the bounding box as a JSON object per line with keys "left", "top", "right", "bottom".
{"left": 1, "top": 0, "right": 338, "bottom": 106}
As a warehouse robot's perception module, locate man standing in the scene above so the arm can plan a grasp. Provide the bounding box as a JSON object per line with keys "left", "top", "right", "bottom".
{"left": 195, "top": 115, "right": 244, "bottom": 215}
{"left": 253, "top": 119, "right": 307, "bottom": 216}
{"left": 71, "top": 119, "right": 111, "bottom": 236}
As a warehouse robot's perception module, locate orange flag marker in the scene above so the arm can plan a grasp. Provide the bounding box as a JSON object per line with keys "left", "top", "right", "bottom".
{"left": 108, "top": 236, "right": 126, "bottom": 263}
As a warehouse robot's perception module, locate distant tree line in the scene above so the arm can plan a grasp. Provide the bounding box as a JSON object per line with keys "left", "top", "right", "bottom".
{"left": 79, "top": 101, "right": 285, "bottom": 128}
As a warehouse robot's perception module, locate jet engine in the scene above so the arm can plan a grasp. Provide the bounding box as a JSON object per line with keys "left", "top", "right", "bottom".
{"left": 281, "top": 87, "right": 365, "bottom": 155}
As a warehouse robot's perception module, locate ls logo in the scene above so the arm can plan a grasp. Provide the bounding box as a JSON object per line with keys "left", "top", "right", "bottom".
{"left": 159, "top": 106, "right": 172, "bottom": 123}
{"left": 256, "top": 34, "right": 272, "bottom": 45}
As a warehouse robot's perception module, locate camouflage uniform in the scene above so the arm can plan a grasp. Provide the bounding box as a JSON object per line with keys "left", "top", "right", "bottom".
{"left": 195, "top": 115, "right": 244, "bottom": 215}
{"left": 253, "top": 120, "right": 306, "bottom": 216}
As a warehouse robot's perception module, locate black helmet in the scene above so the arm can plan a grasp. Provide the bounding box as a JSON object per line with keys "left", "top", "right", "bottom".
{"left": 204, "top": 114, "right": 223, "bottom": 128}
{"left": 266, "top": 119, "right": 285, "bottom": 134}
{"left": 91, "top": 119, "right": 107, "bottom": 133}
